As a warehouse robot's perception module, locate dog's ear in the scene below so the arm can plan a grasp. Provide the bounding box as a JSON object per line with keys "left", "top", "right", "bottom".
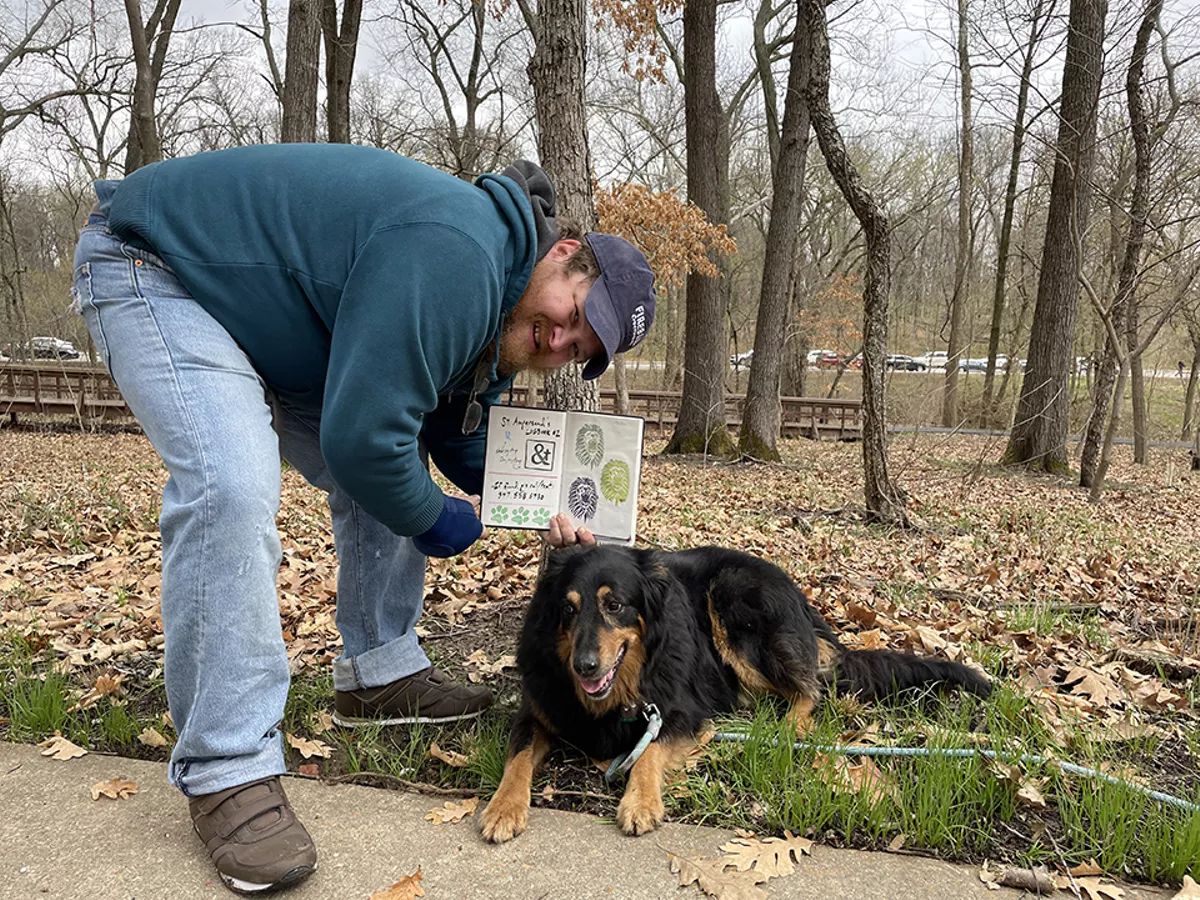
{"left": 635, "top": 556, "right": 692, "bottom": 701}
{"left": 636, "top": 560, "right": 677, "bottom": 624}
{"left": 540, "top": 544, "right": 588, "bottom": 587}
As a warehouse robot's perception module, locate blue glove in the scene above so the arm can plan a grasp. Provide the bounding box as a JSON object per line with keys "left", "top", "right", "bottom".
{"left": 412, "top": 495, "right": 483, "bottom": 558}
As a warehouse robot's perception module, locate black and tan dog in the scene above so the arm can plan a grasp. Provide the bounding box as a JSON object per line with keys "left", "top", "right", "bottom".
{"left": 479, "top": 544, "right": 992, "bottom": 842}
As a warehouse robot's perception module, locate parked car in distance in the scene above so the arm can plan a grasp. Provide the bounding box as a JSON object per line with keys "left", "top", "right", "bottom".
{"left": 729, "top": 349, "right": 754, "bottom": 370}
{"left": 957, "top": 357, "right": 989, "bottom": 372}
{"left": 2, "top": 336, "right": 81, "bottom": 360}
{"left": 913, "top": 350, "right": 948, "bottom": 370}
{"left": 885, "top": 354, "right": 926, "bottom": 371}
{"left": 813, "top": 350, "right": 842, "bottom": 369}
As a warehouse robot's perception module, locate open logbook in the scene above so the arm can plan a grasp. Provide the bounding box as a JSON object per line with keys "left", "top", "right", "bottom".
{"left": 480, "top": 407, "right": 645, "bottom": 545}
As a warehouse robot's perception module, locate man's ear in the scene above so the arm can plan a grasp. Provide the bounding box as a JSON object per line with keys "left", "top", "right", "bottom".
{"left": 545, "top": 238, "right": 582, "bottom": 262}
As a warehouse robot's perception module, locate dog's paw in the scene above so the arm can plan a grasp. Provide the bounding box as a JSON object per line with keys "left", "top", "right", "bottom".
{"left": 480, "top": 794, "right": 528, "bottom": 843}
{"left": 616, "top": 789, "right": 664, "bottom": 836}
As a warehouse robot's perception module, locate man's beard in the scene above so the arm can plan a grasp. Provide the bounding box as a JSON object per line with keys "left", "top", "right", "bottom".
{"left": 496, "top": 317, "right": 525, "bottom": 376}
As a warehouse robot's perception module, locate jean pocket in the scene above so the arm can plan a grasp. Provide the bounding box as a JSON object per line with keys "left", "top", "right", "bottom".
{"left": 73, "top": 262, "right": 113, "bottom": 374}
{"left": 122, "top": 243, "right": 191, "bottom": 300}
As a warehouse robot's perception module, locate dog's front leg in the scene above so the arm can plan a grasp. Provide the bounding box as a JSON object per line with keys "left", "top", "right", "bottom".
{"left": 480, "top": 700, "right": 552, "bottom": 843}
{"left": 616, "top": 738, "right": 690, "bottom": 836}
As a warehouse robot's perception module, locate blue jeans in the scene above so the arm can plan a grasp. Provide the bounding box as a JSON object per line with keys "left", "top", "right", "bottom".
{"left": 72, "top": 221, "right": 432, "bottom": 796}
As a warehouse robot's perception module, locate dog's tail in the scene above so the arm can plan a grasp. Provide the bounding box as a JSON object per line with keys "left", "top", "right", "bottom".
{"left": 830, "top": 648, "right": 992, "bottom": 702}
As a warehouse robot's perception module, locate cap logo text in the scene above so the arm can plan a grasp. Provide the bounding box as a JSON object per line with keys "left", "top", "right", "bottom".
{"left": 630, "top": 305, "right": 646, "bottom": 345}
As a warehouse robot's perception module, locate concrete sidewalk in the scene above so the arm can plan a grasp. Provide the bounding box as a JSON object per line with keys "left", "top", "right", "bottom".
{"left": 0, "top": 742, "right": 1173, "bottom": 900}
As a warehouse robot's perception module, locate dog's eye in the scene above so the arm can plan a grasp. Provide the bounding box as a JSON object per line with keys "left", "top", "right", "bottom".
{"left": 561, "top": 603, "right": 576, "bottom": 618}
{"left": 605, "top": 599, "right": 622, "bottom": 614}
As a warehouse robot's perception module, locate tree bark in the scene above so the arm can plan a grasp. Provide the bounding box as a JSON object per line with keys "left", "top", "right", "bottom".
{"left": 740, "top": 0, "right": 812, "bottom": 461}
{"left": 1128, "top": 300, "right": 1148, "bottom": 463}
{"left": 983, "top": 0, "right": 1045, "bottom": 424}
{"left": 321, "top": 0, "right": 362, "bottom": 144}
{"left": 1002, "top": 0, "right": 1107, "bottom": 473}
{"left": 123, "top": 0, "right": 180, "bottom": 172}
{"left": 1182, "top": 322, "right": 1200, "bottom": 440}
{"left": 613, "top": 354, "right": 630, "bottom": 415}
{"left": 665, "top": 0, "right": 735, "bottom": 457}
{"left": 281, "top": 0, "right": 322, "bottom": 143}
{"left": 527, "top": 0, "right": 600, "bottom": 414}
{"left": 1079, "top": 0, "right": 1158, "bottom": 486}
{"left": 942, "top": 0, "right": 972, "bottom": 427}
{"left": 805, "top": 0, "right": 907, "bottom": 526}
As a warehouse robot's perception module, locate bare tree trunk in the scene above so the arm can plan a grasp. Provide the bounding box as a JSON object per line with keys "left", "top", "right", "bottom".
{"left": 1128, "top": 301, "right": 1148, "bottom": 463}
{"left": 527, "top": 0, "right": 600, "bottom": 414}
{"left": 805, "top": 0, "right": 907, "bottom": 526}
{"left": 666, "top": 0, "right": 735, "bottom": 457}
{"left": 1002, "top": 0, "right": 1107, "bottom": 473}
{"left": 123, "top": 0, "right": 180, "bottom": 172}
{"left": 281, "top": 0, "right": 322, "bottom": 143}
{"left": 983, "top": 0, "right": 1045, "bottom": 424}
{"left": 1079, "top": 0, "right": 1158, "bottom": 486}
{"left": 1089, "top": 359, "right": 1128, "bottom": 502}
{"left": 942, "top": 0, "right": 972, "bottom": 427}
{"left": 1182, "top": 324, "right": 1200, "bottom": 440}
{"left": 613, "top": 354, "right": 630, "bottom": 415}
{"left": 321, "top": 0, "right": 362, "bottom": 144}
{"left": 741, "top": 0, "right": 811, "bottom": 461}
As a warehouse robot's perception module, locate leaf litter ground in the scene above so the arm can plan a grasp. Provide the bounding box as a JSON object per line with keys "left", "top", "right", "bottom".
{"left": 3, "top": 426, "right": 1199, "bottom": 885}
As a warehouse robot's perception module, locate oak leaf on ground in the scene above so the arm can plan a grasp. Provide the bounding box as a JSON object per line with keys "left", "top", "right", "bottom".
{"left": 90, "top": 777, "right": 138, "bottom": 800}
{"left": 669, "top": 851, "right": 767, "bottom": 900}
{"left": 368, "top": 867, "right": 425, "bottom": 899}
{"left": 285, "top": 733, "right": 332, "bottom": 759}
{"left": 429, "top": 742, "right": 470, "bottom": 767}
{"left": 719, "top": 831, "right": 813, "bottom": 879}
{"left": 137, "top": 726, "right": 170, "bottom": 748}
{"left": 424, "top": 797, "right": 478, "bottom": 824}
{"left": 37, "top": 732, "right": 87, "bottom": 761}
{"left": 1171, "top": 875, "right": 1200, "bottom": 899}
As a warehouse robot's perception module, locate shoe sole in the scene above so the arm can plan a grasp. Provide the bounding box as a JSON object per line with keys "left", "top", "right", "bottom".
{"left": 222, "top": 864, "right": 316, "bottom": 894}
{"left": 331, "top": 708, "right": 487, "bottom": 728}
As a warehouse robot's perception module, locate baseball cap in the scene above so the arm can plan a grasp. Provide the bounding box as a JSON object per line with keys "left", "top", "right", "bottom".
{"left": 581, "top": 233, "right": 656, "bottom": 380}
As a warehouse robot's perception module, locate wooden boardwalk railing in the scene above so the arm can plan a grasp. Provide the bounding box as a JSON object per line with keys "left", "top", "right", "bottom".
{"left": 0, "top": 363, "right": 863, "bottom": 440}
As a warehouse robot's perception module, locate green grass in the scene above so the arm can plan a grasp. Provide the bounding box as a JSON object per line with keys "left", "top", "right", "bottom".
{"left": 3, "top": 631, "right": 1197, "bottom": 885}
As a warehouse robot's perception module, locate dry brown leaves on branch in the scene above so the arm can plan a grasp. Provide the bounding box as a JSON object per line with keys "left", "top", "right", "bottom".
{"left": 596, "top": 183, "right": 736, "bottom": 288}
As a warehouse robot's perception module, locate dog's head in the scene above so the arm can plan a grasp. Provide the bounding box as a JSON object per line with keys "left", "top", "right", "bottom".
{"left": 528, "top": 545, "right": 672, "bottom": 714}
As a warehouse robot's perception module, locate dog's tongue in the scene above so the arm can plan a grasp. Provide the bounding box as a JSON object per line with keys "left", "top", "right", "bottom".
{"left": 580, "top": 676, "right": 606, "bottom": 695}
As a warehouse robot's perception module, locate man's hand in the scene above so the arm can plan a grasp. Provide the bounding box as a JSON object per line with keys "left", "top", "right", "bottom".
{"left": 413, "top": 495, "right": 484, "bottom": 558}
{"left": 545, "top": 513, "right": 597, "bottom": 549}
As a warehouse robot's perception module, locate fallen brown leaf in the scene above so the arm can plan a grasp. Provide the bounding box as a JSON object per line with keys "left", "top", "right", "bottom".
{"left": 719, "top": 831, "right": 813, "bottom": 879}
{"left": 1171, "top": 875, "right": 1200, "bottom": 899}
{"left": 297, "top": 763, "right": 320, "bottom": 777}
{"left": 368, "top": 867, "right": 425, "bottom": 899}
{"left": 669, "top": 851, "right": 767, "bottom": 900}
{"left": 285, "top": 733, "right": 331, "bottom": 759}
{"left": 1070, "top": 859, "right": 1105, "bottom": 877}
{"left": 429, "top": 742, "right": 470, "bottom": 768}
{"left": 90, "top": 777, "right": 138, "bottom": 800}
{"left": 137, "top": 726, "right": 170, "bottom": 748}
{"left": 37, "top": 732, "right": 87, "bottom": 761}
{"left": 424, "top": 797, "right": 478, "bottom": 824}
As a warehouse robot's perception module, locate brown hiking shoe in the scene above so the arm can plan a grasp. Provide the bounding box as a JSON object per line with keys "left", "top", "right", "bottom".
{"left": 189, "top": 776, "right": 317, "bottom": 894}
{"left": 332, "top": 665, "right": 493, "bottom": 726}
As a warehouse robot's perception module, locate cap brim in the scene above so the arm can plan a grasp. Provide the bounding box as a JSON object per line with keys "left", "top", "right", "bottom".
{"left": 581, "top": 277, "right": 619, "bottom": 380}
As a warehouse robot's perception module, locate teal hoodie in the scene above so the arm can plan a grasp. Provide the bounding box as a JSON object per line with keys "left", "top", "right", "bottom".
{"left": 97, "top": 144, "right": 540, "bottom": 538}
